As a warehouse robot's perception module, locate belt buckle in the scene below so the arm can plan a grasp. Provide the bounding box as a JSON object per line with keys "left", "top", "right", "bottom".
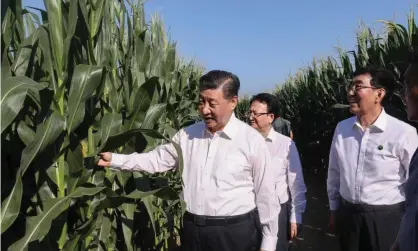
{"left": 194, "top": 216, "right": 206, "bottom": 226}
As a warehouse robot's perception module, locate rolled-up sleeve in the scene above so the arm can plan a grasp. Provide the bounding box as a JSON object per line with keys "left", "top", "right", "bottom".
{"left": 327, "top": 126, "right": 341, "bottom": 211}
{"left": 287, "top": 141, "right": 307, "bottom": 224}
{"left": 252, "top": 139, "right": 280, "bottom": 250}
{"left": 110, "top": 131, "right": 181, "bottom": 174}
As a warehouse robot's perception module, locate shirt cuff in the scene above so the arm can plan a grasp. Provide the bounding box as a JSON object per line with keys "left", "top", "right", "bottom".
{"left": 110, "top": 153, "right": 125, "bottom": 169}
{"left": 329, "top": 199, "right": 340, "bottom": 211}
{"left": 260, "top": 234, "right": 277, "bottom": 251}
{"left": 289, "top": 213, "right": 302, "bottom": 224}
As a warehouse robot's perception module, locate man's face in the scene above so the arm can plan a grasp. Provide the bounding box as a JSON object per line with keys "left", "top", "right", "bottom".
{"left": 346, "top": 73, "right": 385, "bottom": 116}
{"left": 248, "top": 101, "right": 274, "bottom": 132}
{"left": 404, "top": 64, "right": 418, "bottom": 121}
{"left": 198, "top": 87, "right": 237, "bottom": 133}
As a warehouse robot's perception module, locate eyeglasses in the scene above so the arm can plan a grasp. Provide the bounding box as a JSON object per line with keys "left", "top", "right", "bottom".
{"left": 345, "top": 83, "right": 379, "bottom": 93}
{"left": 246, "top": 111, "right": 270, "bottom": 117}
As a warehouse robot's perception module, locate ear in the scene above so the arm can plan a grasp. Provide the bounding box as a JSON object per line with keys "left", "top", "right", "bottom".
{"left": 376, "top": 88, "right": 386, "bottom": 103}
{"left": 268, "top": 113, "right": 275, "bottom": 123}
{"left": 378, "top": 88, "right": 386, "bottom": 98}
{"left": 230, "top": 95, "right": 238, "bottom": 110}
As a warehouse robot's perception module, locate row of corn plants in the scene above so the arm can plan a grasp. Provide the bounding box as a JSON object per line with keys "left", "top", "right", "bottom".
{"left": 1, "top": 0, "right": 204, "bottom": 250}
{"left": 271, "top": 9, "right": 417, "bottom": 174}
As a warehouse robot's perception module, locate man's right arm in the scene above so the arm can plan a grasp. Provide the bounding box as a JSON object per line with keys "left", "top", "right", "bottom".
{"left": 102, "top": 131, "right": 181, "bottom": 174}
{"left": 327, "top": 127, "right": 341, "bottom": 211}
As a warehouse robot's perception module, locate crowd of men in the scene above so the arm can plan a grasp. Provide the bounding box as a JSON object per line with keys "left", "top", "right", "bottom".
{"left": 97, "top": 61, "right": 418, "bottom": 251}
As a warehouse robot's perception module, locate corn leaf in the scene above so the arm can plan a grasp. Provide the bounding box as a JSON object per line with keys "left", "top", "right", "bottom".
{"left": 19, "top": 111, "right": 65, "bottom": 175}
{"left": 0, "top": 173, "right": 23, "bottom": 233}
{"left": 1, "top": 76, "right": 47, "bottom": 133}
{"left": 66, "top": 65, "right": 104, "bottom": 133}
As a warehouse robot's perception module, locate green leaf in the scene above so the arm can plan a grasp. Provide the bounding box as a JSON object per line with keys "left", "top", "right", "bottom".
{"left": 95, "top": 211, "right": 112, "bottom": 251}
{"left": 9, "top": 186, "right": 105, "bottom": 250}
{"left": 44, "top": 0, "right": 64, "bottom": 78}
{"left": 1, "top": 76, "right": 47, "bottom": 133}
{"left": 0, "top": 173, "right": 23, "bottom": 233}
{"left": 69, "top": 187, "right": 106, "bottom": 198}
{"left": 10, "top": 28, "right": 40, "bottom": 76}
{"left": 9, "top": 197, "right": 71, "bottom": 251}
{"left": 126, "top": 77, "right": 157, "bottom": 130}
{"left": 17, "top": 121, "right": 36, "bottom": 146}
{"left": 136, "top": 30, "right": 151, "bottom": 73}
{"left": 148, "top": 47, "right": 163, "bottom": 77}
{"left": 62, "top": 234, "right": 81, "bottom": 251}
{"left": 1, "top": 47, "right": 12, "bottom": 80}
{"left": 67, "top": 65, "right": 104, "bottom": 133}
{"left": 38, "top": 26, "right": 56, "bottom": 91}
{"left": 89, "top": 0, "right": 105, "bottom": 38}
{"left": 94, "top": 113, "right": 122, "bottom": 155}
{"left": 19, "top": 111, "right": 65, "bottom": 175}
{"left": 66, "top": 146, "right": 83, "bottom": 194}
{"left": 63, "top": 0, "right": 79, "bottom": 71}
{"left": 142, "top": 195, "right": 156, "bottom": 236}
{"left": 141, "top": 103, "right": 166, "bottom": 129}
{"left": 121, "top": 203, "right": 135, "bottom": 251}
{"left": 2, "top": 8, "right": 13, "bottom": 56}
{"left": 124, "top": 186, "right": 179, "bottom": 201}
{"left": 98, "top": 128, "right": 163, "bottom": 152}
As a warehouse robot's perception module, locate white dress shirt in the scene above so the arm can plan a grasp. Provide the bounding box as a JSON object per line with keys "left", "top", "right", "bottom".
{"left": 110, "top": 114, "right": 280, "bottom": 250}
{"left": 327, "top": 109, "right": 418, "bottom": 211}
{"left": 266, "top": 128, "right": 307, "bottom": 224}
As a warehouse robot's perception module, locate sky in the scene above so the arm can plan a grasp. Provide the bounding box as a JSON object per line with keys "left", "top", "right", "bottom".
{"left": 23, "top": 0, "right": 417, "bottom": 95}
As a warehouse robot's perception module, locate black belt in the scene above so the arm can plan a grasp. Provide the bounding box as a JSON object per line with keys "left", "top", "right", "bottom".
{"left": 183, "top": 209, "right": 257, "bottom": 226}
{"left": 341, "top": 199, "right": 405, "bottom": 213}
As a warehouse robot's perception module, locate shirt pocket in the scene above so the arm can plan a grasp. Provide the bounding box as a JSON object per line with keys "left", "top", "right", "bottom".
{"left": 368, "top": 140, "right": 398, "bottom": 161}
{"left": 215, "top": 155, "right": 252, "bottom": 183}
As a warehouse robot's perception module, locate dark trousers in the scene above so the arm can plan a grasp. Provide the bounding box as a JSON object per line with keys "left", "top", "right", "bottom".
{"left": 337, "top": 200, "right": 405, "bottom": 251}
{"left": 277, "top": 202, "right": 289, "bottom": 251}
{"left": 180, "top": 209, "right": 261, "bottom": 251}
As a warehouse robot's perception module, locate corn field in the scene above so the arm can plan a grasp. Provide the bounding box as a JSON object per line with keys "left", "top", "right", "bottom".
{"left": 1, "top": 0, "right": 203, "bottom": 250}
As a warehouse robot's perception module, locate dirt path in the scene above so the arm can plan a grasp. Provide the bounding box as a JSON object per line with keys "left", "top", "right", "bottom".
{"left": 289, "top": 170, "right": 340, "bottom": 251}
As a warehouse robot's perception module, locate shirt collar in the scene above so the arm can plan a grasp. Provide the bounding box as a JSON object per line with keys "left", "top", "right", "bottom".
{"left": 204, "top": 112, "right": 238, "bottom": 139}
{"left": 265, "top": 127, "right": 276, "bottom": 143}
{"left": 353, "top": 108, "right": 387, "bottom": 132}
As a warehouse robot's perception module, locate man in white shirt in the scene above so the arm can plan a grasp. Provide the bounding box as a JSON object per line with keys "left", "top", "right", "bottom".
{"left": 327, "top": 65, "right": 418, "bottom": 251}
{"left": 248, "top": 93, "right": 307, "bottom": 251}
{"left": 97, "top": 70, "right": 280, "bottom": 251}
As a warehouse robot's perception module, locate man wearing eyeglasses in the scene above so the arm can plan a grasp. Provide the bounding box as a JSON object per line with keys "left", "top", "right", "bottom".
{"left": 327, "top": 65, "right": 418, "bottom": 251}
{"left": 391, "top": 61, "right": 418, "bottom": 251}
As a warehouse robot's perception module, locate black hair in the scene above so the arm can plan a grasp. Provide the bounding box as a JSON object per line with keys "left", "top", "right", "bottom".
{"left": 250, "top": 93, "right": 280, "bottom": 118}
{"left": 353, "top": 65, "right": 397, "bottom": 103}
{"left": 199, "top": 70, "right": 240, "bottom": 99}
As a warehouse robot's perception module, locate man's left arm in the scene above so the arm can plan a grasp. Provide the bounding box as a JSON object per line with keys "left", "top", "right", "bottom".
{"left": 400, "top": 128, "right": 418, "bottom": 177}
{"left": 252, "top": 139, "right": 281, "bottom": 251}
{"left": 287, "top": 141, "right": 307, "bottom": 225}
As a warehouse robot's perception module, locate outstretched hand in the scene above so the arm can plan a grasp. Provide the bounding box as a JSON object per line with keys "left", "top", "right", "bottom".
{"left": 97, "top": 152, "right": 112, "bottom": 167}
